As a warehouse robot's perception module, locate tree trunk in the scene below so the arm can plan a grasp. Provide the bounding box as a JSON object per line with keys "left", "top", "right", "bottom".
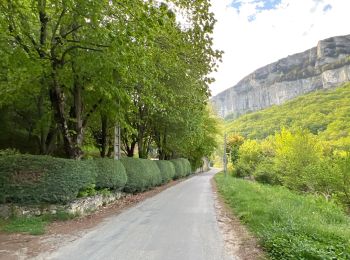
{"left": 126, "top": 141, "right": 136, "bottom": 157}
{"left": 50, "top": 63, "right": 83, "bottom": 159}
{"left": 100, "top": 114, "right": 108, "bottom": 157}
{"left": 107, "top": 138, "right": 114, "bottom": 158}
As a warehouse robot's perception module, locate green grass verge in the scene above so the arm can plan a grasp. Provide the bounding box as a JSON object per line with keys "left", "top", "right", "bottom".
{"left": 0, "top": 211, "right": 76, "bottom": 235}
{"left": 215, "top": 173, "right": 350, "bottom": 259}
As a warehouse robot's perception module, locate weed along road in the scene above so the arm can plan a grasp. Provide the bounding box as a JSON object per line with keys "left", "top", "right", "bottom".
{"left": 47, "top": 169, "right": 231, "bottom": 260}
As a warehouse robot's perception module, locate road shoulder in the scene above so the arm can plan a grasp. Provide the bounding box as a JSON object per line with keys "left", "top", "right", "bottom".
{"left": 211, "top": 177, "right": 266, "bottom": 260}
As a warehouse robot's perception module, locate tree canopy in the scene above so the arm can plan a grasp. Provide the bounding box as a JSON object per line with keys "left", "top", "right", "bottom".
{"left": 0, "top": 0, "right": 221, "bottom": 165}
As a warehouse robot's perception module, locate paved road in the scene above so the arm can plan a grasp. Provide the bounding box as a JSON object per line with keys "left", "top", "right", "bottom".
{"left": 48, "top": 169, "right": 231, "bottom": 260}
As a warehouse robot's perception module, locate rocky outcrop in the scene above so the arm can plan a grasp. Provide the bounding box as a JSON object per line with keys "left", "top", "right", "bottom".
{"left": 211, "top": 34, "right": 350, "bottom": 118}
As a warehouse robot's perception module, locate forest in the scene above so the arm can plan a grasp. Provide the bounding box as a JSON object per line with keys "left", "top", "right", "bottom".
{"left": 0, "top": 0, "right": 221, "bottom": 168}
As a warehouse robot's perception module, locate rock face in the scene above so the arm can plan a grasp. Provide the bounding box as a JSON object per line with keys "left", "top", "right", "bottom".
{"left": 211, "top": 34, "right": 350, "bottom": 118}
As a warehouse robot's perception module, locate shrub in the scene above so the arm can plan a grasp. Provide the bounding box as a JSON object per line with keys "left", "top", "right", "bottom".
{"left": 139, "top": 159, "right": 162, "bottom": 187}
{"left": 333, "top": 153, "right": 350, "bottom": 207}
{"left": 274, "top": 129, "right": 324, "bottom": 191}
{"left": 155, "top": 160, "right": 176, "bottom": 183}
{"left": 77, "top": 183, "right": 97, "bottom": 198}
{"left": 234, "top": 140, "right": 263, "bottom": 178}
{"left": 0, "top": 155, "right": 97, "bottom": 204}
{"left": 170, "top": 159, "right": 185, "bottom": 179}
{"left": 170, "top": 158, "right": 192, "bottom": 179}
{"left": 94, "top": 159, "right": 127, "bottom": 191}
{"left": 121, "top": 158, "right": 161, "bottom": 193}
{"left": 179, "top": 158, "right": 192, "bottom": 176}
{"left": 0, "top": 149, "right": 20, "bottom": 156}
{"left": 253, "top": 160, "right": 280, "bottom": 184}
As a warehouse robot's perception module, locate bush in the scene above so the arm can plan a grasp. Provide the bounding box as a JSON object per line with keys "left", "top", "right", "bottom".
{"left": 0, "top": 148, "right": 20, "bottom": 156}
{"left": 94, "top": 159, "right": 127, "bottom": 191}
{"left": 121, "top": 158, "right": 161, "bottom": 193}
{"left": 234, "top": 140, "right": 262, "bottom": 177}
{"left": 180, "top": 158, "right": 192, "bottom": 176}
{"left": 274, "top": 129, "right": 324, "bottom": 191}
{"left": 170, "top": 158, "right": 192, "bottom": 179}
{"left": 253, "top": 160, "right": 280, "bottom": 184}
{"left": 0, "top": 155, "right": 97, "bottom": 204}
{"left": 155, "top": 160, "right": 176, "bottom": 183}
{"left": 140, "top": 159, "right": 162, "bottom": 187}
{"left": 170, "top": 159, "right": 184, "bottom": 179}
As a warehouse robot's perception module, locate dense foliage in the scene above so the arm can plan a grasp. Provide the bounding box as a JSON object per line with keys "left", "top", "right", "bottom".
{"left": 215, "top": 173, "right": 350, "bottom": 260}
{"left": 226, "top": 83, "right": 350, "bottom": 150}
{"left": 155, "top": 160, "right": 176, "bottom": 184}
{"left": 140, "top": 159, "right": 163, "bottom": 187}
{"left": 231, "top": 128, "right": 350, "bottom": 209}
{"left": 0, "top": 155, "right": 96, "bottom": 204}
{"left": 225, "top": 84, "right": 350, "bottom": 209}
{"left": 0, "top": 154, "right": 192, "bottom": 203}
{"left": 121, "top": 158, "right": 159, "bottom": 193}
{"left": 170, "top": 158, "right": 192, "bottom": 179}
{"left": 94, "top": 159, "right": 127, "bottom": 191}
{"left": 0, "top": 0, "right": 221, "bottom": 164}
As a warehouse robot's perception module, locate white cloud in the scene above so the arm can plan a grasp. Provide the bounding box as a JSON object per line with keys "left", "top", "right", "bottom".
{"left": 209, "top": 0, "right": 350, "bottom": 96}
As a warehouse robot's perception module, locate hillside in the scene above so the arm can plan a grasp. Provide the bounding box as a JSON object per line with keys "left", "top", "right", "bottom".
{"left": 226, "top": 82, "right": 350, "bottom": 149}
{"left": 212, "top": 34, "right": 350, "bottom": 118}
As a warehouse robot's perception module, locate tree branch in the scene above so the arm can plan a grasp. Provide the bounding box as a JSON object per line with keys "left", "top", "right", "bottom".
{"left": 65, "top": 39, "right": 110, "bottom": 48}
{"left": 60, "top": 25, "right": 84, "bottom": 39}
{"left": 38, "top": 0, "right": 48, "bottom": 46}
{"left": 61, "top": 45, "right": 103, "bottom": 63}
{"left": 51, "top": 7, "right": 67, "bottom": 44}
{"left": 83, "top": 98, "right": 103, "bottom": 128}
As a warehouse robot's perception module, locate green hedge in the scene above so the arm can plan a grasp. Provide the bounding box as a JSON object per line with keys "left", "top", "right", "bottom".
{"left": 121, "top": 158, "right": 161, "bottom": 193}
{"left": 170, "top": 158, "right": 192, "bottom": 179}
{"left": 140, "top": 159, "right": 162, "bottom": 187}
{"left": 0, "top": 155, "right": 193, "bottom": 204}
{"left": 155, "top": 160, "right": 176, "bottom": 183}
{"left": 179, "top": 158, "right": 192, "bottom": 176}
{"left": 94, "top": 159, "right": 127, "bottom": 191}
{"left": 0, "top": 155, "right": 96, "bottom": 204}
{"left": 170, "top": 159, "right": 184, "bottom": 179}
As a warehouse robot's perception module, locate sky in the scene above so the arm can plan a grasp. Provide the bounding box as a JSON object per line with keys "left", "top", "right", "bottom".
{"left": 209, "top": 0, "right": 350, "bottom": 96}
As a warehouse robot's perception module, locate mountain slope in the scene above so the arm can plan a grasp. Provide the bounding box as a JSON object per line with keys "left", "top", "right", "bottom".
{"left": 226, "top": 82, "right": 350, "bottom": 149}
{"left": 212, "top": 34, "right": 350, "bottom": 118}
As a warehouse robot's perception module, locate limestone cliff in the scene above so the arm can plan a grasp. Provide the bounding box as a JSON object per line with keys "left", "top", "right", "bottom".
{"left": 211, "top": 34, "right": 350, "bottom": 118}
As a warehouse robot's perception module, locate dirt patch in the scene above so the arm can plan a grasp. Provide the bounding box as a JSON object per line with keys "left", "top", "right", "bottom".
{"left": 211, "top": 178, "right": 266, "bottom": 260}
{"left": 0, "top": 178, "right": 187, "bottom": 260}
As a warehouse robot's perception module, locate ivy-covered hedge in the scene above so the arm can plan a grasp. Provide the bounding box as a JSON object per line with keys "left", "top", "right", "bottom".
{"left": 94, "top": 159, "right": 127, "bottom": 191}
{"left": 170, "top": 158, "right": 192, "bottom": 179}
{"left": 0, "top": 155, "right": 97, "bottom": 204}
{"left": 121, "top": 158, "right": 161, "bottom": 193}
{"left": 155, "top": 160, "right": 176, "bottom": 183}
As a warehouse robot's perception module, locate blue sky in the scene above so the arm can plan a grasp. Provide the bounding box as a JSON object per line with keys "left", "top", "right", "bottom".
{"left": 231, "top": 0, "right": 282, "bottom": 12}
{"left": 209, "top": 0, "right": 349, "bottom": 95}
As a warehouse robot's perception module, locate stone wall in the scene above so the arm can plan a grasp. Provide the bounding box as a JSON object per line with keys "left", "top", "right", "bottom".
{"left": 0, "top": 192, "right": 125, "bottom": 219}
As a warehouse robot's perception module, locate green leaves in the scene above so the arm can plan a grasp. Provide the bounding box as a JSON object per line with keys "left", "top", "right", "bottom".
{"left": 0, "top": 0, "right": 221, "bottom": 160}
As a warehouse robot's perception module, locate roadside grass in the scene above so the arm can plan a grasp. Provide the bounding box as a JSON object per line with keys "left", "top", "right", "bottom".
{"left": 0, "top": 211, "right": 76, "bottom": 235}
{"left": 215, "top": 173, "right": 350, "bottom": 259}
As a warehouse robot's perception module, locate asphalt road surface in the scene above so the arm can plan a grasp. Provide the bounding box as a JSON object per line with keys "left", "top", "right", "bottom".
{"left": 48, "top": 168, "right": 232, "bottom": 260}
